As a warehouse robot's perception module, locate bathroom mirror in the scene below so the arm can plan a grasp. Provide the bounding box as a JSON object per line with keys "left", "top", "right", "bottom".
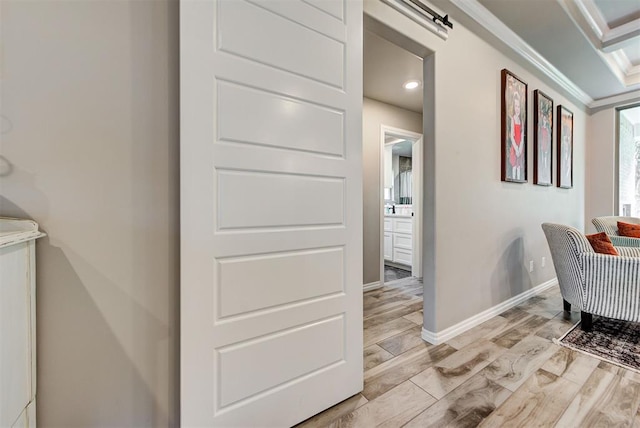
{"left": 384, "top": 137, "right": 413, "bottom": 205}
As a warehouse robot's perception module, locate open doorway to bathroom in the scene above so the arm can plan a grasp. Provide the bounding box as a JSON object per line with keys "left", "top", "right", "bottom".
{"left": 362, "top": 28, "right": 424, "bottom": 288}
{"left": 381, "top": 126, "right": 423, "bottom": 283}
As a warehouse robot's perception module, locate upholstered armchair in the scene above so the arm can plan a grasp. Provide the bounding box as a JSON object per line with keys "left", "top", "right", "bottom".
{"left": 592, "top": 216, "right": 640, "bottom": 247}
{"left": 542, "top": 223, "right": 640, "bottom": 330}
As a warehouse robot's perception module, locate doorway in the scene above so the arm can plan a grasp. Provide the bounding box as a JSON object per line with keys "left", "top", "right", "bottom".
{"left": 380, "top": 126, "right": 423, "bottom": 283}
{"left": 362, "top": 28, "right": 425, "bottom": 290}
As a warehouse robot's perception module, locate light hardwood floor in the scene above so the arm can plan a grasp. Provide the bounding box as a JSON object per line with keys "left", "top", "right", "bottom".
{"left": 297, "top": 278, "right": 640, "bottom": 427}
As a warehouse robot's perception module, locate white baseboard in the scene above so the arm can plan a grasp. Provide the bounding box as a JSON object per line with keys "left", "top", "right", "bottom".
{"left": 421, "top": 278, "right": 558, "bottom": 345}
{"left": 363, "top": 281, "right": 383, "bottom": 292}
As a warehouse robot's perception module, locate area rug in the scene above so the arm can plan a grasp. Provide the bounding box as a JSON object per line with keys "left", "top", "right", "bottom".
{"left": 555, "top": 317, "right": 640, "bottom": 374}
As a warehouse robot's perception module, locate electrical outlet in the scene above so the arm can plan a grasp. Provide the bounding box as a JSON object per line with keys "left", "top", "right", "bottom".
{"left": 541, "top": 257, "right": 546, "bottom": 268}
{"left": 529, "top": 260, "right": 534, "bottom": 272}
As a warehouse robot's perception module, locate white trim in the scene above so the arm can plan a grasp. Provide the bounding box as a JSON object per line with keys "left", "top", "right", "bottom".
{"left": 573, "top": 0, "right": 640, "bottom": 51}
{"left": 421, "top": 278, "right": 558, "bottom": 344}
{"left": 0, "top": 231, "right": 45, "bottom": 249}
{"left": 590, "top": 89, "right": 640, "bottom": 109}
{"left": 602, "top": 19, "right": 640, "bottom": 51}
{"left": 363, "top": 281, "right": 383, "bottom": 292}
{"left": 573, "top": 0, "right": 606, "bottom": 39}
{"left": 380, "top": 0, "right": 449, "bottom": 41}
{"left": 451, "top": 0, "right": 593, "bottom": 106}
{"left": 411, "top": 136, "right": 423, "bottom": 278}
{"left": 379, "top": 125, "right": 424, "bottom": 280}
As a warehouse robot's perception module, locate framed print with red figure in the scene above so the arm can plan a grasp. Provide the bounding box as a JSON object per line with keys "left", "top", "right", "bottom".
{"left": 501, "top": 69, "right": 528, "bottom": 183}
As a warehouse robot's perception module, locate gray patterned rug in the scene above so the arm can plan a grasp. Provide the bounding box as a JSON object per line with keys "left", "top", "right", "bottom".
{"left": 556, "top": 317, "right": 640, "bottom": 373}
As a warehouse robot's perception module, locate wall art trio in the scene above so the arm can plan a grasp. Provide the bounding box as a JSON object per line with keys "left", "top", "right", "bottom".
{"left": 500, "top": 69, "right": 573, "bottom": 188}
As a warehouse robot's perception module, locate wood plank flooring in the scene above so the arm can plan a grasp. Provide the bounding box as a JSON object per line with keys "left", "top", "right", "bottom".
{"left": 296, "top": 278, "right": 640, "bottom": 427}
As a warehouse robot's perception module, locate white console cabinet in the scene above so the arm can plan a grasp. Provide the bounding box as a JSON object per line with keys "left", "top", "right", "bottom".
{"left": 0, "top": 218, "right": 44, "bottom": 428}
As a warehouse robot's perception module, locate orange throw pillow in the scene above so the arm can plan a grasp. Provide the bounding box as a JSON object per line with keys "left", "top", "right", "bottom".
{"left": 586, "top": 232, "right": 619, "bottom": 255}
{"left": 617, "top": 221, "right": 640, "bottom": 238}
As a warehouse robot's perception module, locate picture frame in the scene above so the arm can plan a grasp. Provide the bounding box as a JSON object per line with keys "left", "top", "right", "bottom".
{"left": 557, "top": 105, "right": 573, "bottom": 189}
{"left": 501, "top": 69, "right": 528, "bottom": 183}
{"left": 533, "top": 90, "right": 553, "bottom": 186}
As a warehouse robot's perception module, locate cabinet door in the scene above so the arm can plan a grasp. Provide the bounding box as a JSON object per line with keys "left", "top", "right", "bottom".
{"left": 383, "top": 218, "right": 392, "bottom": 232}
{"left": 394, "top": 218, "right": 412, "bottom": 234}
{"left": 393, "top": 232, "right": 412, "bottom": 250}
{"left": 383, "top": 232, "right": 393, "bottom": 260}
{"left": 393, "top": 248, "right": 412, "bottom": 266}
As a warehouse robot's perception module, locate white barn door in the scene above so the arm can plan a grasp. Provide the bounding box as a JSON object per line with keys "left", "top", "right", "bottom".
{"left": 180, "top": 0, "right": 363, "bottom": 426}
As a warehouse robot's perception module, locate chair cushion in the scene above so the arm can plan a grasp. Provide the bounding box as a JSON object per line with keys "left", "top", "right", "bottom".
{"left": 617, "top": 221, "right": 640, "bottom": 238}
{"left": 586, "top": 232, "right": 619, "bottom": 255}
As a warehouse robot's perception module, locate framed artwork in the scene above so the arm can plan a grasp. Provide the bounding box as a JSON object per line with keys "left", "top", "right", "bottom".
{"left": 501, "top": 69, "right": 528, "bottom": 183}
{"left": 533, "top": 90, "right": 553, "bottom": 186}
{"left": 557, "top": 105, "right": 573, "bottom": 189}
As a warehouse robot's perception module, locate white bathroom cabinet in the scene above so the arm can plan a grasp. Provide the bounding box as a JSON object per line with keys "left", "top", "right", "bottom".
{"left": 383, "top": 215, "right": 412, "bottom": 267}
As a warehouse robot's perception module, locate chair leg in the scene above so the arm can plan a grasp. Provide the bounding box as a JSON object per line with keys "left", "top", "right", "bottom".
{"left": 563, "top": 299, "right": 571, "bottom": 312}
{"left": 581, "top": 312, "right": 592, "bottom": 331}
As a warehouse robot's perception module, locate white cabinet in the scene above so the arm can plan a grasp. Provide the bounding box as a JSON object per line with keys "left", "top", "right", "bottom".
{"left": 0, "top": 218, "right": 44, "bottom": 428}
{"left": 393, "top": 218, "right": 412, "bottom": 235}
{"left": 383, "top": 216, "right": 412, "bottom": 267}
{"left": 383, "top": 232, "right": 393, "bottom": 260}
{"left": 393, "top": 232, "right": 412, "bottom": 250}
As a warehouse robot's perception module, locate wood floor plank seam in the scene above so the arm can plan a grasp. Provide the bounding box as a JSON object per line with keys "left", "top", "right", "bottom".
{"left": 296, "top": 278, "right": 640, "bottom": 428}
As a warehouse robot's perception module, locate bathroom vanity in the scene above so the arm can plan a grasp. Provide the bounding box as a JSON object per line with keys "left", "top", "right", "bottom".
{"left": 383, "top": 213, "right": 413, "bottom": 267}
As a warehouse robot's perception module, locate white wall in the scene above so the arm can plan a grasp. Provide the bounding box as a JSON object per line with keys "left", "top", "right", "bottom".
{"left": 363, "top": 97, "right": 422, "bottom": 285}
{"left": 0, "top": 1, "right": 179, "bottom": 426}
{"left": 366, "top": 0, "right": 587, "bottom": 332}
{"left": 585, "top": 108, "right": 617, "bottom": 232}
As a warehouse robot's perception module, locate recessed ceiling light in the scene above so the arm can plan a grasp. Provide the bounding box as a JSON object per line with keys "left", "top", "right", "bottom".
{"left": 403, "top": 80, "right": 421, "bottom": 90}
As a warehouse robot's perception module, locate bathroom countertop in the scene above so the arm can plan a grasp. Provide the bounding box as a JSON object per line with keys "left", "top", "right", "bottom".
{"left": 384, "top": 213, "right": 412, "bottom": 218}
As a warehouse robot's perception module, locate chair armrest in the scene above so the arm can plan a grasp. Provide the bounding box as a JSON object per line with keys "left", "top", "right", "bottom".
{"left": 579, "top": 252, "right": 640, "bottom": 321}
{"left": 610, "top": 235, "right": 640, "bottom": 248}
{"left": 617, "top": 246, "right": 640, "bottom": 257}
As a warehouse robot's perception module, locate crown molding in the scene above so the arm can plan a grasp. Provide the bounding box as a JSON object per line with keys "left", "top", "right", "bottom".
{"left": 573, "top": 0, "right": 606, "bottom": 39}
{"left": 602, "top": 18, "right": 640, "bottom": 51}
{"left": 610, "top": 51, "right": 640, "bottom": 85}
{"left": 450, "top": 0, "right": 593, "bottom": 106}
{"left": 589, "top": 89, "right": 640, "bottom": 110}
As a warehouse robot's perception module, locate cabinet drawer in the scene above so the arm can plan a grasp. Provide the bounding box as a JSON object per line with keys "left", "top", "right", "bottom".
{"left": 393, "top": 248, "right": 412, "bottom": 266}
{"left": 383, "top": 218, "right": 392, "bottom": 232}
{"left": 393, "top": 233, "right": 412, "bottom": 250}
{"left": 393, "top": 218, "right": 412, "bottom": 234}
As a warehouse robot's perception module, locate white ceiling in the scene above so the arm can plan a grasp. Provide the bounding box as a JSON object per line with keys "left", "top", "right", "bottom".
{"left": 363, "top": 30, "right": 424, "bottom": 113}
{"left": 368, "top": 0, "right": 640, "bottom": 109}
